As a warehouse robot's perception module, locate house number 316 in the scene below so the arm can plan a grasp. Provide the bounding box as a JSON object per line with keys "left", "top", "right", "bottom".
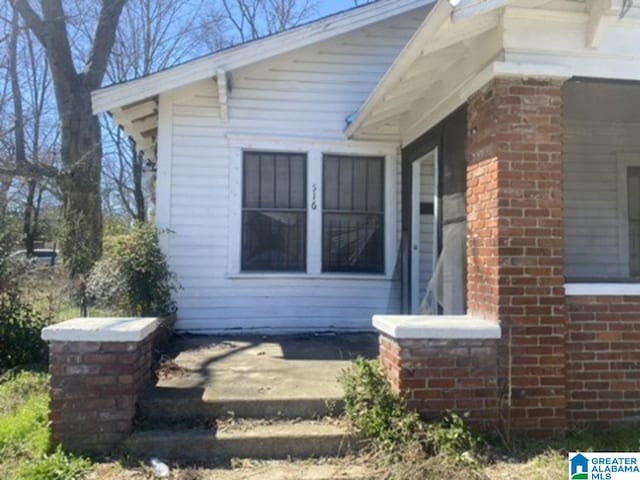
{"left": 311, "top": 184, "right": 318, "bottom": 210}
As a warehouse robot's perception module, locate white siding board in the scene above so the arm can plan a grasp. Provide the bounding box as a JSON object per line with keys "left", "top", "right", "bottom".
{"left": 162, "top": 11, "right": 417, "bottom": 332}
{"left": 564, "top": 121, "right": 640, "bottom": 279}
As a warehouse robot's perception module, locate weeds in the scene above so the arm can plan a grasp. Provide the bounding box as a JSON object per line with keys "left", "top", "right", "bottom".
{"left": 0, "top": 371, "right": 93, "bottom": 480}
{"left": 340, "top": 357, "right": 487, "bottom": 479}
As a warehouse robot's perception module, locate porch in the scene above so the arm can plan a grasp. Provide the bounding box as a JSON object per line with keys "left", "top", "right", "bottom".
{"left": 117, "top": 333, "right": 379, "bottom": 463}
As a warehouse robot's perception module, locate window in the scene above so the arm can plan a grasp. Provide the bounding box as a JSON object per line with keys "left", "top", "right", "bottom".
{"left": 628, "top": 167, "right": 640, "bottom": 276}
{"left": 322, "top": 155, "right": 384, "bottom": 273}
{"left": 242, "top": 151, "right": 306, "bottom": 272}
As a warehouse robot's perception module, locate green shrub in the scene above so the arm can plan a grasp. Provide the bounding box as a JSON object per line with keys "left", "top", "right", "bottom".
{"left": 0, "top": 294, "right": 50, "bottom": 372}
{"left": 340, "top": 358, "right": 422, "bottom": 453}
{"left": 340, "top": 358, "right": 485, "bottom": 466}
{"left": 16, "top": 446, "right": 92, "bottom": 480}
{"left": 87, "top": 223, "right": 178, "bottom": 317}
{"left": 0, "top": 216, "right": 20, "bottom": 293}
{"left": 424, "top": 411, "right": 484, "bottom": 465}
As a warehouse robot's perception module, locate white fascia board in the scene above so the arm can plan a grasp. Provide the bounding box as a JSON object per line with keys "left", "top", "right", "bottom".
{"left": 345, "top": 0, "right": 452, "bottom": 139}
{"left": 91, "top": 0, "right": 435, "bottom": 114}
{"left": 452, "top": 0, "right": 512, "bottom": 22}
{"left": 373, "top": 315, "right": 501, "bottom": 339}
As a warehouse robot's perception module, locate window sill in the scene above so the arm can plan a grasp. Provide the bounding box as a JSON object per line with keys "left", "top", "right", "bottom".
{"left": 227, "top": 273, "right": 395, "bottom": 281}
{"left": 565, "top": 282, "right": 640, "bottom": 296}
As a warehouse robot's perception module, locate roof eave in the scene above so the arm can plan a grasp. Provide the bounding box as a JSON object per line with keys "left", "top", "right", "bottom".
{"left": 92, "top": 0, "right": 435, "bottom": 115}
{"left": 345, "top": 0, "right": 453, "bottom": 138}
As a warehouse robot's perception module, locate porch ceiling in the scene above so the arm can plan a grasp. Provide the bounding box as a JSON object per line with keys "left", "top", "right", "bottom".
{"left": 345, "top": 0, "right": 640, "bottom": 146}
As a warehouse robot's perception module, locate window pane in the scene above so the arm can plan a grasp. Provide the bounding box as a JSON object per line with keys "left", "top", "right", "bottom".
{"left": 629, "top": 167, "right": 640, "bottom": 276}
{"left": 338, "top": 157, "right": 354, "bottom": 211}
{"left": 629, "top": 167, "right": 640, "bottom": 220}
{"left": 322, "top": 155, "right": 385, "bottom": 274}
{"left": 242, "top": 151, "right": 307, "bottom": 272}
{"left": 290, "top": 155, "right": 306, "bottom": 209}
{"left": 323, "top": 213, "right": 384, "bottom": 273}
{"left": 242, "top": 211, "right": 306, "bottom": 271}
{"left": 244, "top": 153, "right": 261, "bottom": 208}
{"left": 260, "top": 154, "right": 276, "bottom": 208}
{"left": 366, "top": 158, "right": 384, "bottom": 212}
{"left": 323, "top": 157, "right": 339, "bottom": 210}
{"left": 275, "top": 155, "right": 291, "bottom": 209}
{"left": 353, "top": 158, "right": 368, "bottom": 211}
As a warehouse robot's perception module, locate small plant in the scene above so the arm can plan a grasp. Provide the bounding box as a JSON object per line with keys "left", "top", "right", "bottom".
{"left": 87, "top": 223, "right": 178, "bottom": 317}
{"left": 424, "top": 411, "right": 484, "bottom": 466}
{"left": 16, "top": 446, "right": 92, "bottom": 480}
{"left": 340, "top": 358, "right": 421, "bottom": 453}
{"left": 0, "top": 294, "right": 51, "bottom": 372}
{"left": 340, "top": 358, "right": 486, "bottom": 471}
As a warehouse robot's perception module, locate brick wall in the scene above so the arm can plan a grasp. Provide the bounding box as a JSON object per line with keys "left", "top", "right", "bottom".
{"left": 567, "top": 295, "right": 640, "bottom": 424}
{"left": 379, "top": 334, "right": 499, "bottom": 429}
{"left": 467, "top": 77, "right": 567, "bottom": 435}
{"left": 44, "top": 318, "right": 173, "bottom": 455}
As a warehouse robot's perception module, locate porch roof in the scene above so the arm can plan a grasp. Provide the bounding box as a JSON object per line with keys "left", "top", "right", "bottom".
{"left": 345, "top": 0, "right": 640, "bottom": 146}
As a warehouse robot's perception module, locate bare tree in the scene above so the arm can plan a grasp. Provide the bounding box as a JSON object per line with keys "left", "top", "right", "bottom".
{"left": 7, "top": 6, "right": 58, "bottom": 254}
{"left": 102, "top": 0, "right": 206, "bottom": 223}
{"left": 199, "top": 0, "right": 318, "bottom": 49}
{"left": 11, "top": 0, "right": 127, "bottom": 274}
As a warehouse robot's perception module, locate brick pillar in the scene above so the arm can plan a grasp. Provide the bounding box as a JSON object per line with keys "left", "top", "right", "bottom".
{"left": 467, "top": 77, "right": 567, "bottom": 436}
{"left": 43, "top": 317, "right": 164, "bottom": 455}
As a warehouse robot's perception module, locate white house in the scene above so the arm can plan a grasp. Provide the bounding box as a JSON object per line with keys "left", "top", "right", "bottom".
{"left": 93, "top": 0, "right": 640, "bottom": 335}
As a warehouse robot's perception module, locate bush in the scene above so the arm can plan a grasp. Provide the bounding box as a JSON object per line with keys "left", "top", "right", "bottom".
{"left": 0, "top": 216, "right": 21, "bottom": 293}
{"left": 0, "top": 294, "right": 50, "bottom": 372}
{"left": 340, "top": 358, "right": 485, "bottom": 467}
{"left": 87, "top": 223, "right": 178, "bottom": 317}
{"left": 340, "top": 358, "right": 422, "bottom": 453}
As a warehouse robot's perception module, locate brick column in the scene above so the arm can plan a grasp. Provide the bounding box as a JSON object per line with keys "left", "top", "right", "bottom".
{"left": 374, "top": 316, "right": 501, "bottom": 430}
{"left": 43, "top": 317, "right": 163, "bottom": 455}
{"left": 467, "top": 77, "right": 567, "bottom": 436}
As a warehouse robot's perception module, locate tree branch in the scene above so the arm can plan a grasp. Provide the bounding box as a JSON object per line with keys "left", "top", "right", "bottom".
{"left": 10, "top": 0, "right": 46, "bottom": 45}
{"left": 84, "top": 0, "right": 128, "bottom": 88}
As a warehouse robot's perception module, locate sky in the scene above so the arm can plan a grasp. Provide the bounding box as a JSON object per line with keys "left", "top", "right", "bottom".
{"left": 317, "top": 0, "right": 366, "bottom": 17}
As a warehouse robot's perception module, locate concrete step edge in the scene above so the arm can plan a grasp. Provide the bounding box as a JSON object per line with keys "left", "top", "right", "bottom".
{"left": 124, "top": 423, "right": 361, "bottom": 462}
{"left": 138, "top": 389, "right": 345, "bottom": 420}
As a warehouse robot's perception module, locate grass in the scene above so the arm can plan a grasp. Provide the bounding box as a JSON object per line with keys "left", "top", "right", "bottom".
{"left": 0, "top": 371, "right": 93, "bottom": 480}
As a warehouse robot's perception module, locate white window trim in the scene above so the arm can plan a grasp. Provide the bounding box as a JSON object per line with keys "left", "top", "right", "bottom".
{"left": 616, "top": 152, "right": 640, "bottom": 278}
{"left": 565, "top": 283, "right": 640, "bottom": 296}
{"left": 226, "top": 134, "right": 398, "bottom": 279}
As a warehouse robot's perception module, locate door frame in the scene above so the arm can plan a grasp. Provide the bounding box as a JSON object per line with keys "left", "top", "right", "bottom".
{"left": 411, "top": 148, "right": 439, "bottom": 314}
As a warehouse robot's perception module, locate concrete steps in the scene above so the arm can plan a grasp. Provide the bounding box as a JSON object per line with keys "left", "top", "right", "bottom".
{"left": 125, "top": 420, "right": 358, "bottom": 462}
{"left": 138, "top": 386, "right": 344, "bottom": 422}
{"left": 125, "top": 335, "right": 374, "bottom": 467}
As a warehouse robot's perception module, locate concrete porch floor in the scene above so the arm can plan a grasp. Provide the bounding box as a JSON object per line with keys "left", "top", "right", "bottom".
{"left": 153, "top": 333, "right": 379, "bottom": 405}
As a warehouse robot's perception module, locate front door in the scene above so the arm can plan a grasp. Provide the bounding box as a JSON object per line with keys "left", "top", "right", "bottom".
{"left": 410, "top": 148, "right": 438, "bottom": 314}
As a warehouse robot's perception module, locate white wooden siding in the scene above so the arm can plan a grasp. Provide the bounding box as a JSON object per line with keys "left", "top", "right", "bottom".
{"left": 564, "top": 121, "right": 640, "bottom": 279}
{"left": 157, "top": 11, "right": 423, "bottom": 333}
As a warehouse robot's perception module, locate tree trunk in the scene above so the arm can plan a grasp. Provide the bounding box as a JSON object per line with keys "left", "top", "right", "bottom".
{"left": 23, "top": 179, "right": 37, "bottom": 254}
{"left": 132, "top": 146, "right": 146, "bottom": 222}
{"left": 58, "top": 85, "right": 103, "bottom": 275}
